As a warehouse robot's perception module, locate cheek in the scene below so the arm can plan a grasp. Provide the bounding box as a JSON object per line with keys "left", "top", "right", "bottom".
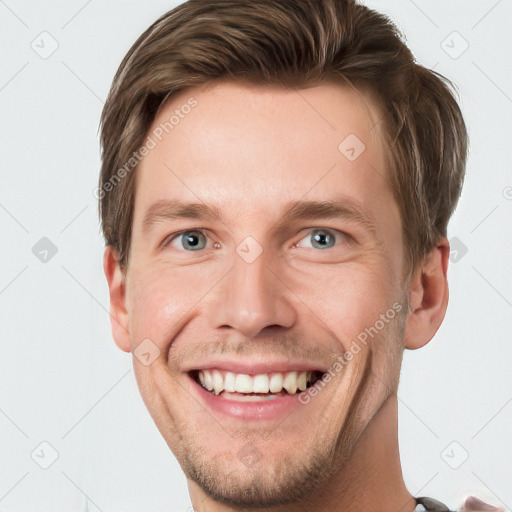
{"left": 126, "top": 264, "right": 219, "bottom": 345}
{"left": 287, "top": 258, "right": 398, "bottom": 350}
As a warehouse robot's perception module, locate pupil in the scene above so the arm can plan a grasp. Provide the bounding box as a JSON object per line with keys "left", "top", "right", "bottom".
{"left": 312, "top": 230, "right": 334, "bottom": 249}
{"left": 183, "top": 231, "right": 205, "bottom": 251}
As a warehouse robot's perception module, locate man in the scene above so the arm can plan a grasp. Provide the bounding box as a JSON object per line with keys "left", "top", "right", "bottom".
{"left": 98, "top": 1, "right": 501, "bottom": 511}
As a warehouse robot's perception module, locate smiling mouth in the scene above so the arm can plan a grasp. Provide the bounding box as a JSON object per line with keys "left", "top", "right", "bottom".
{"left": 190, "top": 369, "right": 323, "bottom": 399}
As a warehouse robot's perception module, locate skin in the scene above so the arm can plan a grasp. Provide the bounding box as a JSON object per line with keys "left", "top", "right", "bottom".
{"left": 104, "top": 80, "right": 450, "bottom": 512}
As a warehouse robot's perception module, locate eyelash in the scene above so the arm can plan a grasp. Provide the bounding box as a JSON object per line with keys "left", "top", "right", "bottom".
{"left": 161, "top": 227, "right": 350, "bottom": 251}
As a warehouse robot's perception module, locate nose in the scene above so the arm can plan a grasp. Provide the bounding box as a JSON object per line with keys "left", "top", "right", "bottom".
{"left": 209, "top": 248, "right": 297, "bottom": 339}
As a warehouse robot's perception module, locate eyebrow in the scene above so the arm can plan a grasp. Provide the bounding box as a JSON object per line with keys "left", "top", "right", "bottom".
{"left": 141, "top": 197, "right": 377, "bottom": 236}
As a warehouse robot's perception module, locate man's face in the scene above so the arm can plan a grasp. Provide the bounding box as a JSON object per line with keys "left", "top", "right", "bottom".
{"left": 122, "top": 80, "right": 408, "bottom": 506}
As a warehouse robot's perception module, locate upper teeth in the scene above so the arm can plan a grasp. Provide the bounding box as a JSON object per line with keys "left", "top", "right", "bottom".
{"left": 197, "top": 369, "right": 314, "bottom": 395}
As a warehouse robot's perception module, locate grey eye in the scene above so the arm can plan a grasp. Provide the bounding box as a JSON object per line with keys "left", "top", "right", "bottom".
{"left": 178, "top": 230, "right": 208, "bottom": 251}
{"left": 309, "top": 229, "right": 336, "bottom": 249}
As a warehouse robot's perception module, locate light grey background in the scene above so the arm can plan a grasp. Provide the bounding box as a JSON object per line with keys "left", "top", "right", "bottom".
{"left": 1, "top": 0, "right": 511, "bottom": 510}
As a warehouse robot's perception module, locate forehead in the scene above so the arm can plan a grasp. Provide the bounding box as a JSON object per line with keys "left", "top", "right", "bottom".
{"left": 133, "top": 79, "right": 395, "bottom": 236}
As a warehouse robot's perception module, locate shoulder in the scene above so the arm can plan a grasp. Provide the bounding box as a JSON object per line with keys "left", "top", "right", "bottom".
{"left": 460, "top": 494, "right": 503, "bottom": 512}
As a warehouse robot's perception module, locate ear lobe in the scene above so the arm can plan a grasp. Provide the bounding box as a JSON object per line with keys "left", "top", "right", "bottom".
{"left": 103, "top": 245, "right": 131, "bottom": 353}
{"left": 403, "top": 238, "right": 450, "bottom": 350}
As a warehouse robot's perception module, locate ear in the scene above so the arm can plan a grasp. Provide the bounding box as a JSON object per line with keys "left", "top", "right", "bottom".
{"left": 403, "top": 237, "right": 450, "bottom": 350}
{"left": 103, "top": 245, "right": 131, "bottom": 353}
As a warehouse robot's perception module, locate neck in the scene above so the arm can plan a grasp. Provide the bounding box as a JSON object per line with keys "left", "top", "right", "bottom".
{"left": 187, "top": 394, "right": 416, "bottom": 512}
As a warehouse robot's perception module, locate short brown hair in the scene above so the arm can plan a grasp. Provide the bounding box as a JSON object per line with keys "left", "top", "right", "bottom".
{"left": 98, "top": 0, "right": 468, "bottom": 280}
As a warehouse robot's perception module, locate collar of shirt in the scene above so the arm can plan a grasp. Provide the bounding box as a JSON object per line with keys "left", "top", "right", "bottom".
{"left": 415, "top": 494, "right": 503, "bottom": 512}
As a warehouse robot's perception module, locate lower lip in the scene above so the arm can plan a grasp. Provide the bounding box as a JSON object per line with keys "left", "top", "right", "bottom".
{"left": 188, "top": 374, "right": 305, "bottom": 421}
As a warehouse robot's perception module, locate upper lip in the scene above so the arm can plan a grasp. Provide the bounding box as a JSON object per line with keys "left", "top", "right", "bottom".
{"left": 183, "top": 358, "right": 328, "bottom": 375}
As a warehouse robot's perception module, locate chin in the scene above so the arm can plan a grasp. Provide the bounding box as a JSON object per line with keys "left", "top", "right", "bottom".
{"left": 183, "top": 446, "right": 337, "bottom": 508}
